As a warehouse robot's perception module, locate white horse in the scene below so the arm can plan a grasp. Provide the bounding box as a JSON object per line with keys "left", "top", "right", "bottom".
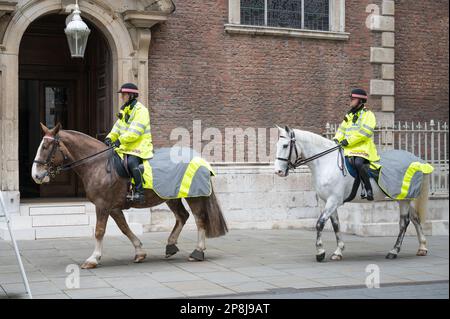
{"left": 274, "top": 126, "right": 429, "bottom": 262}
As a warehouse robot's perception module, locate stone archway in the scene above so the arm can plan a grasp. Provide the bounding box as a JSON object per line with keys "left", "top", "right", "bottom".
{"left": 0, "top": 0, "right": 173, "bottom": 221}
{"left": 0, "top": 0, "right": 174, "bottom": 195}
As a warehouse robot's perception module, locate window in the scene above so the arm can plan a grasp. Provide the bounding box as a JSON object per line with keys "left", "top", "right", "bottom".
{"left": 240, "top": 0, "right": 329, "bottom": 31}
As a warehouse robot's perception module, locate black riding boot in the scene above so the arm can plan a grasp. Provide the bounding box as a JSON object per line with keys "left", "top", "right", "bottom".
{"left": 354, "top": 157, "right": 374, "bottom": 201}
{"left": 127, "top": 155, "right": 145, "bottom": 203}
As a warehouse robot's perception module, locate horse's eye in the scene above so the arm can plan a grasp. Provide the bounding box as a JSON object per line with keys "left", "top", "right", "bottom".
{"left": 283, "top": 144, "right": 288, "bottom": 148}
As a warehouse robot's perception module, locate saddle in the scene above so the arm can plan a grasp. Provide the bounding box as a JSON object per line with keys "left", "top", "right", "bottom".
{"left": 344, "top": 156, "right": 381, "bottom": 202}
{"left": 111, "top": 152, "right": 144, "bottom": 178}
{"left": 110, "top": 152, "right": 145, "bottom": 200}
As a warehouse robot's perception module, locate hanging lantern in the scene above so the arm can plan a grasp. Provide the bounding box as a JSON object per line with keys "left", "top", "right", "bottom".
{"left": 64, "top": 1, "right": 90, "bottom": 58}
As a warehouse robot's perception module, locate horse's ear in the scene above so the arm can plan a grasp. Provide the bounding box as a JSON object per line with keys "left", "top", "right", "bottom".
{"left": 40, "top": 122, "right": 49, "bottom": 135}
{"left": 285, "top": 125, "right": 291, "bottom": 133}
{"left": 51, "top": 122, "right": 62, "bottom": 135}
{"left": 275, "top": 125, "right": 283, "bottom": 131}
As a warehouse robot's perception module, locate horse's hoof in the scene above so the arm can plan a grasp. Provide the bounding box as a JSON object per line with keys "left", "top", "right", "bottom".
{"left": 316, "top": 252, "right": 326, "bottom": 262}
{"left": 417, "top": 249, "right": 428, "bottom": 256}
{"left": 330, "top": 254, "right": 343, "bottom": 261}
{"left": 81, "top": 262, "right": 98, "bottom": 269}
{"left": 386, "top": 252, "right": 398, "bottom": 259}
{"left": 165, "top": 244, "right": 179, "bottom": 258}
{"left": 189, "top": 249, "right": 205, "bottom": 261}
{"left": 134, "top": 253, "right": 147, "bottom": 263}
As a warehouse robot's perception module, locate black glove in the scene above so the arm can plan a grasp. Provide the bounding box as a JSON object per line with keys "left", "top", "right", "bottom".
{"left": 104, "top": 138, "right": 112, "bottom": 147}
{"left": 333, "top": 138, "right": 340, "bottom": 145}
{"left": 113, "top": 139, "right": 121, "bottom": 148}
{"left": 340, "top": 139, "right": 349, "bottom": 147}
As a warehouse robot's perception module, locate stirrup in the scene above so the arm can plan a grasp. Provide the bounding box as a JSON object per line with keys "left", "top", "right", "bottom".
{"left": 126, "top": 190, "right": 145, "bottom": 203}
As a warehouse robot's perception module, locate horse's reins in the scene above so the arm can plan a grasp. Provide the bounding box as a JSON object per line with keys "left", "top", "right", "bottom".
{"left": 33, "top": 135, "right": 114, "bottom": 178}
{"left": 276, "top": 130, "right": 346, "bottom": 175}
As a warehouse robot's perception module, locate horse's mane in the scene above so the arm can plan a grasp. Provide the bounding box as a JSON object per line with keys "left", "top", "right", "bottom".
{"left": 294, "top": 129, "right": 334, "bottom": 148}
{"left": 61, "top": 130, "right": 105, "bottom": 147}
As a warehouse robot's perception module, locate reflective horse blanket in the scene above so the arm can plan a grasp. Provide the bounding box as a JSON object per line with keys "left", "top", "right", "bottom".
{"left": 376, "top": 150, "right": 433, "bottom": 200}
{"left": 142, "top": 147, "right": 215, "bottom": 199}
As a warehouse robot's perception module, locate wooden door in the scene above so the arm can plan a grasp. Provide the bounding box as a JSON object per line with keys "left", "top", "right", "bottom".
{"left": 38, "top": 81, "right": 78, "bottom": 197}
{"left": 18, "top": 14, "right": 112, "bottom": 199}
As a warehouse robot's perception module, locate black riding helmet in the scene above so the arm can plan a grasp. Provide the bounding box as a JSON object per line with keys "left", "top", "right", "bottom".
{"left": 118, "top": 83, "right": 139, "bottom": 95}
{"left": 347, "top": 88, "right": 368, "bottom": 121}
{"left": 117, "top": 83, "right": 139, "bottom": 118}
{"left": 350, "top": 88, "right": 368, "bottom": 103}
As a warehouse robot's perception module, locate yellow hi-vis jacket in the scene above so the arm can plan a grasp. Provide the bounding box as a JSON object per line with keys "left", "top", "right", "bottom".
{"left": 334, "top": 107, "right": 380, "bottom": 162}
{"left": 106, "top": 101, "right": 154, "bottom": 159}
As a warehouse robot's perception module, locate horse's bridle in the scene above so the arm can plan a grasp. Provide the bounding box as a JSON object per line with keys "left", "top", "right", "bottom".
{"left": 34, "top": 134, "right": 115, "bottom": 180}
{"left": 33, "top": 135, "right": 68, "bottom": 179}
{"left": 276, "top": 131, "right": 303, "bottom": 175}
{"left": 276, "top": 131, "right": 344, "bottom": 176}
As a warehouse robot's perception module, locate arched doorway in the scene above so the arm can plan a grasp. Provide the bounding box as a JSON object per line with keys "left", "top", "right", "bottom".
{"left": 18, "top": 14, "right": 113, "bottom": 198}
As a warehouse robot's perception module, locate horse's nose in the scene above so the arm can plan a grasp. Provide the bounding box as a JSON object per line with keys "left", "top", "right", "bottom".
{"left": 275, "top": 170, "right": 283, "bottom": 176}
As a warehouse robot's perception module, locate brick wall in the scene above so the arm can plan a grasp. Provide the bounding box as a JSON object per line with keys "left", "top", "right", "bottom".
{"left": 147, "top": 0, "right": 448, "bottom": 160}
{"left": 395, "top": 0, "right": 449, "bottom": 123}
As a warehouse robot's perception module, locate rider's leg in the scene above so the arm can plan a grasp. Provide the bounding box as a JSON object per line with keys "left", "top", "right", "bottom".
{"left": 354, "top": 156, "right": 374, "bottom": 201}
{"left": 127, "top": 155, "right": 145, "bottom": 202}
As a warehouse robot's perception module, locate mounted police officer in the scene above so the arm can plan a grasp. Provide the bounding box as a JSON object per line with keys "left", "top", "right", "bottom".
{"left": 104, "top": 83, "right": 153, "bottom": 203}
{"left": 333, "top": 88, "right": 380, "bottom": 201}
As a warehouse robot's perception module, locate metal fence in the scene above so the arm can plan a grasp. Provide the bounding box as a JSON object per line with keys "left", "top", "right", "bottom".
{"left": 325, "top": 120, "right": 449, "bottom": 197}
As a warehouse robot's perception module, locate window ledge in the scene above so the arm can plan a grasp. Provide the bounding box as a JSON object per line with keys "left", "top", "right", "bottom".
{"left": 224, "top": 24, "right": 349, "bottom": 41}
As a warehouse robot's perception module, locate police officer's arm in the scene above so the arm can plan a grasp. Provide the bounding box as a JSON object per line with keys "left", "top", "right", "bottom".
{"left": 118, "top": 108, "right": 150, "bottom": 144}
{"left": 106, "top": 119, "right": 122, "bottom": 142}
{"left": 345, "top": 112, "right": 376, "bottom": 146}
{"left": 333, "top": 119, "right": 347, "bottom": 143}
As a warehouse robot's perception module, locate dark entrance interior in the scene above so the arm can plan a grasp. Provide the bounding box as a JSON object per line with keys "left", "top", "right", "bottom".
{"left": 19, "top": 14, "right": 113, "bottom": 198}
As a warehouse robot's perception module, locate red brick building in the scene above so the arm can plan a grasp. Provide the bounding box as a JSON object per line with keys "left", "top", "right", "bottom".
{"left": 147, "top": 0, "right": 449, "bottom": 150}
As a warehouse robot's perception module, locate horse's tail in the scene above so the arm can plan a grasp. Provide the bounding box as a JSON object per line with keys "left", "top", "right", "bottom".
{"left": 413, "top": 174, "right": 430, "bottom": 224}
{"left": 202, "top": 187, "right": 228, "bottom": 238}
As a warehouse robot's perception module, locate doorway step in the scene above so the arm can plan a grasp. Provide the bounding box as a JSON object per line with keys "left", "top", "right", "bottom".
{"left": 0, "top": 199, "right": 145, "bottom": 240}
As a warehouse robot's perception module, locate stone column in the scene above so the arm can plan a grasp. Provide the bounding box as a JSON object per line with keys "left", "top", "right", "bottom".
{"left": 368, "top": 0, "right": 395, "bottom": 148}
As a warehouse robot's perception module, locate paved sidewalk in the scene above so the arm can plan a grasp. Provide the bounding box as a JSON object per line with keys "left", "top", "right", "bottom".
{"left": 0, "top": 229, "right": 448, "bottom": 299}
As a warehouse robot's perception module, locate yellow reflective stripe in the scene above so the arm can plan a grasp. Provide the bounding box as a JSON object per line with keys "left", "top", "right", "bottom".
{"left": 397, "top": 162, "right": 434, "bottom": 199}
{"left": 362, "top": 124, "right": 374, "bottom": 132}
{"left": 358, "top": 129, "right": 373, "bottom": 137}
{"left": 177, "top": 157, "right": 214, "bottom": 197}
{"left": 127, "top": 127, "right": 143, "bottom": 135}
{"left": 130, "top": 122, "right": 146, "bottom": 130}
{"left": 115, "top": 122, "right": 126, "bottom": 130}
{"left": 177, "top": 157, "right": 203, "bottom": 197}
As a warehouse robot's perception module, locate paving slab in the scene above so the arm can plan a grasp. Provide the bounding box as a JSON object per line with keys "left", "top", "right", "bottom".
{"left": 0, "top": 229, "right": 448, "bottom": 299}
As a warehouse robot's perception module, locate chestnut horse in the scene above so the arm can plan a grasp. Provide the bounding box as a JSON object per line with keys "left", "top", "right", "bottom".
{"left": 31, "top": 123, "right": 228, "bottom": 269}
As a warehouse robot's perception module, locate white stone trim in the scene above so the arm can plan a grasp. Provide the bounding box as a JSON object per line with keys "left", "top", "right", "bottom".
{"left": 369, "top": 0, "right": 395, "bottom": 115}
{"left": 330, "top": 0, "right": 345, "bottom": 32}
{"left": 381, "top": 31, "right": 395, "bottom": 47}
{"left": 381, "top": 64, "right": 394, "bottom": 80}
{"left": 224, "top": 24, "right": 349, "bottom": 40}
{"left": 382, "top": 0, "right": 395, "bottom": 16}
{"left": 370, "top": 47, "right": 394, "bottom": 63}
{"left": 228, "top": 0, "right": 240, "bottom": 25}
{"left": 370, "top": 79, "right": 394, "bottom": 96}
